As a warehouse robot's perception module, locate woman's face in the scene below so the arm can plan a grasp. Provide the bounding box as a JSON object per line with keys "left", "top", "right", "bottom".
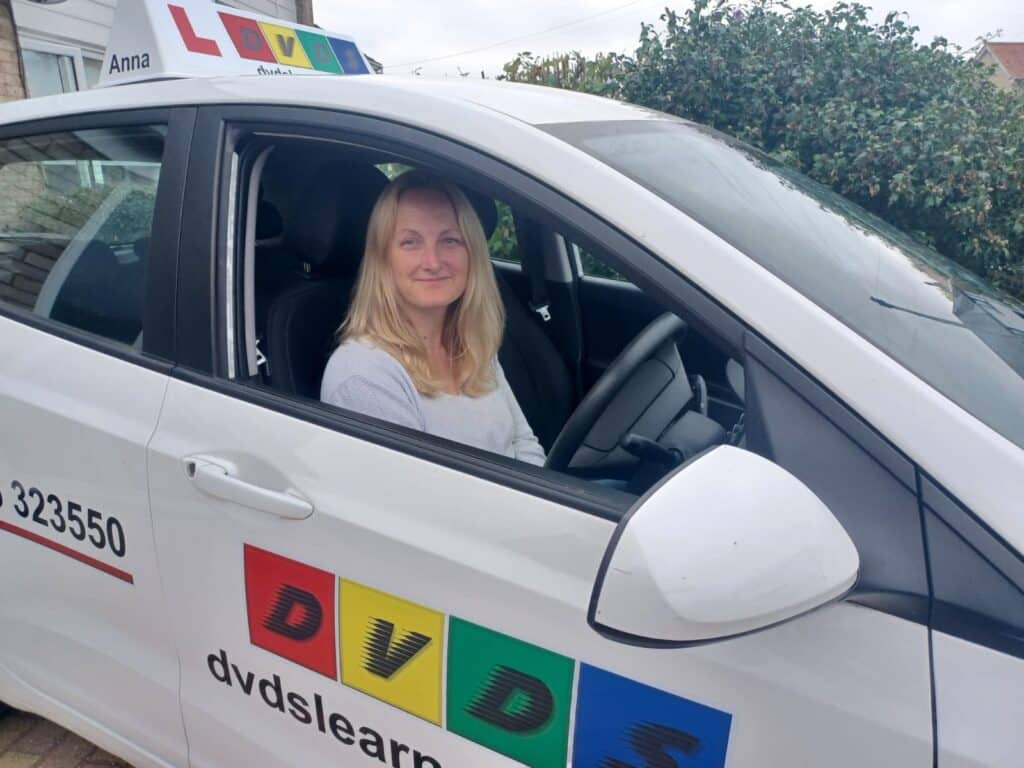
{"left": 387, "top": 186, "right": 470, "bottom": 317}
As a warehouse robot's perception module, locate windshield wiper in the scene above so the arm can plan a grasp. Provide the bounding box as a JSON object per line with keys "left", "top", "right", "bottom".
{"left": 869, "top": 296, "right": 963, "bottom": 327}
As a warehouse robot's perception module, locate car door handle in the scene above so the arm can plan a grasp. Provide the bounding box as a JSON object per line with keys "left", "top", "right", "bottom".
{"left": 185, "top": 458, "right": 314, "bottom": 520}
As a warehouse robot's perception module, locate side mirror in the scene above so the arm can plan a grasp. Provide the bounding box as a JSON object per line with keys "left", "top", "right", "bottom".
{"left": 590, "top": 446, "right": 858, "bottom": 645}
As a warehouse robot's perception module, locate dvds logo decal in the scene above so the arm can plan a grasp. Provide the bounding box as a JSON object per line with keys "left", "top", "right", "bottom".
{"left": 244, "top": 545, "right": 336, "bottom": 678}
{"left": 574, "top": 665, "right": 732, "bottom": 768}
{"left": 446, "top": 617, "right": 574, "bottom": 768}
{"left": 340, "top": 579, "right": 445, "bottom": 724}
{"left": 242, "top": 544, "right": 732, "bottom": 767}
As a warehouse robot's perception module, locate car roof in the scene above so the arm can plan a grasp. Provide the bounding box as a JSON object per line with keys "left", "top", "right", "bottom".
{"left": 0, "top": 74, "right": 659, "bottom": 130}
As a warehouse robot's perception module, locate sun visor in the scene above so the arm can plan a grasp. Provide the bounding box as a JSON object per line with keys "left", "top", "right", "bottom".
{"left": 98, "top": 0, "right": 372, "bottom": 88}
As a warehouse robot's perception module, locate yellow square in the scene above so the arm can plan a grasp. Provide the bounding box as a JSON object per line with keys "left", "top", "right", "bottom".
{"left": 339, "top": 579, "right": 444, "bottom": 724}
{"left": 259, "top": 22, "right": 313, "bottom": 68}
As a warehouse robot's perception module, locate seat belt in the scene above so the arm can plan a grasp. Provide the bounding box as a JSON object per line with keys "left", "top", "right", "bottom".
{"left": 516, "top": 218, "right": 551, "bottom": 323}
{"left": 515, "top": 217, "right": 586, "bottom": 401}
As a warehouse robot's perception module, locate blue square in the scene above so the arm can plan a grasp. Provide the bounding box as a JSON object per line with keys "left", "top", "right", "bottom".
{"left": 572, "top": 664, "right": 732, "bottom": 767}
{"left": 328, "top": 38, "right": 370, "bottom": 74}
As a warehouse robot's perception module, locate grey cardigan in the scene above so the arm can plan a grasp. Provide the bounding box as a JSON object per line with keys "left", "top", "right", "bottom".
{"left": 320, "top": 338, "right": 546, "bottom": 466}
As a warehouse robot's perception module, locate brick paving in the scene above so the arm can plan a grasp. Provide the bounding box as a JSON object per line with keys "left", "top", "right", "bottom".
{"left": 0, "top": 710, "right": 131, "bottom": 768}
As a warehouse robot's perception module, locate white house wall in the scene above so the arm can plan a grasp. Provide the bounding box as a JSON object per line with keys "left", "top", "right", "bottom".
{"left": 13, "top": 0, "right": 114, "bottom": 54}
{"left": 216, "top": 0, "right": 296, "bottom": 22}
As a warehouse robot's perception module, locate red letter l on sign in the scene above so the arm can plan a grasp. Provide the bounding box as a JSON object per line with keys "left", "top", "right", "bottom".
{"left": 168, "top": 4, "right": 222, "bottom": 56}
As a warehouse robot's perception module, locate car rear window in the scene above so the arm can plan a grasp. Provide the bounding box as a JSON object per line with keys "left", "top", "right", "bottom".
{"left": 0, "top": 125, "right": 166, "bottom": 346}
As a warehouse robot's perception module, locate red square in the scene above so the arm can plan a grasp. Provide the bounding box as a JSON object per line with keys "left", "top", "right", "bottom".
{"left": 244, "top": 544, "right": 337, "bottom": 679}
{"left": 219, "top": 12, "right": 277, "bottom": 62}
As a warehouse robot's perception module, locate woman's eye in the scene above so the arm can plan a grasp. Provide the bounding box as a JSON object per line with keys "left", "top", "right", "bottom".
{"left": 444, "top": 237, "right": 463, "bottom": 246}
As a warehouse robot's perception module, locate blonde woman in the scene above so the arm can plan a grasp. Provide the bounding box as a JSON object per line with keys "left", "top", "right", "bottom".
{"left": 320, "top": 171, "right": 546, "bottom": 466}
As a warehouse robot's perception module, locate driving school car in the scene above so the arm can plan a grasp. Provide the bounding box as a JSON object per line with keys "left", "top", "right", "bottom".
{"left": 1, "top": 1, "right": 1022, "bottom": 767}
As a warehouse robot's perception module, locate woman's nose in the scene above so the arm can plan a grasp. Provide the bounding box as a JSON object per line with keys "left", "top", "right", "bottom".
{"left": 420, "top": 244, "right": 442, "bottom": 270}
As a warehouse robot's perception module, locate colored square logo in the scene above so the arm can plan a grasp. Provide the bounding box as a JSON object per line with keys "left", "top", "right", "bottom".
{"left": 243, "top": 544, "right": 337, "bottom": 679}
{"left": 259, "top": 22, "right": 313, "bottom": 68}
{"left": 572, "top": 665, "right": 732, "bottom": 768}
{"left": 296, "top": 30, "right": 343, "bottom": 73}
{"left": 329, "top": 38, "right": 370, "bottom": 74}
{"left": 219, "top": 12, "right": 276, "bottom": 62}
{"left": 339, "top": 579, "right": 444, "bottom": 724}
{"left": 446, "top": 618, "right": 574, "bottom": 768}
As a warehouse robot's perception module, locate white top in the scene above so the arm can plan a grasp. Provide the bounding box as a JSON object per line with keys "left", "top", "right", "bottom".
{"left": 320, "top": 338, "right": 546, "bottom": 466}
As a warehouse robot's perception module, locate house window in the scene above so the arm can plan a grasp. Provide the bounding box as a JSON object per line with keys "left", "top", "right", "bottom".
{"left": 22, "top": 48, "right": 79, "bottom": 97}
{"left": 83, "top": 57, "right": 104, "bottom": 89}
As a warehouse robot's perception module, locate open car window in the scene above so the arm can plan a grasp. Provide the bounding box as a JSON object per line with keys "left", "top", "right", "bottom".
{"left": 229, "top": 134, "right": 744, "bottom": 498}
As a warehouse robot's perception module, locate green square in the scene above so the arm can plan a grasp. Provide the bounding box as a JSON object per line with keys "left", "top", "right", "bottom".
{"left": 296, "top": 30, "right": 343, "bottom": 73}
{"left": 446, "top": 617, "right": 574, "bottom": 768}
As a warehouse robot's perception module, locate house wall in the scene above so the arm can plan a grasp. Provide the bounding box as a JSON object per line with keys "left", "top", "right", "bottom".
{"left": 0, "top": 0, "right": 25, "bottom": 100}
{"left": 12, "top": 0, "right": 114, "bottom": 56}
{"left": 977, "top": 48, "right": 1017, "bottom": 91}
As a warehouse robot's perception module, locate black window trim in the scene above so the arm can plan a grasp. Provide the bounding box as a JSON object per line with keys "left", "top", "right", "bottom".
{"left": 171, "top": 103, "right": 747, "bottom": 520}
{"left": 0, "top": 106, "right": 195, "bottom": 372}
{"left": 747, "top": 332, "right": 1024, "bottom": 659}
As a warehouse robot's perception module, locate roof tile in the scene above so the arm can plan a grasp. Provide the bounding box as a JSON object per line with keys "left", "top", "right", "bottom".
{"left": 987, "top": 42, "right": 1024, "bottom": 79}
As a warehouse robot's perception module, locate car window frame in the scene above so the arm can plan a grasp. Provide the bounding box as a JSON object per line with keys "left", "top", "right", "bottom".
{"left": 0, "top": 106, "right": 195, "bottom": 370}
{"left": 172, "top": 103, "right": 748, "bottom": 520}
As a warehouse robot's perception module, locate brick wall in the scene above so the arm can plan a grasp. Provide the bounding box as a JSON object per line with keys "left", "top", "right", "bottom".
{"left": 0, "top": 1, "right": 38, "bottom": 310}
{"left": 0, "top": 0, "right": 25, "bottom": 102}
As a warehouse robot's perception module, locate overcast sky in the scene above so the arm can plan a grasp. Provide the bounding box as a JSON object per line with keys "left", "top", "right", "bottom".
{"left": 313, "top": 0, "right": 1024, "bottom": 78}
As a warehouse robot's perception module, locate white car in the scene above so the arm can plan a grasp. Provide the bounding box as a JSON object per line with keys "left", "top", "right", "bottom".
{"left": 1, "top": 3, "right": 1023, "bottom": 768}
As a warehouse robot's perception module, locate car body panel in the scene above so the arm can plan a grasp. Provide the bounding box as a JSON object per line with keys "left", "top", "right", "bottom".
{"left": 933, "top": 631, "right": 1024, "bottom": 767}
{"left": 0, "top": 69, "right": 1021, "bottom": 768}
{"left": 0, "top": 318, "right": 186, "bottom": 767}
{"left": 146, "top": 377, "right": 932, "bottom": 767}
{"left": 2, "top": 76, "right": 1019, "bottom": 553}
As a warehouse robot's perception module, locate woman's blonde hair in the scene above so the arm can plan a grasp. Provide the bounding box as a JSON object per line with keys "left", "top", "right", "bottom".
{"left": 340, "top": 171, "right": 505, "bottom": 397}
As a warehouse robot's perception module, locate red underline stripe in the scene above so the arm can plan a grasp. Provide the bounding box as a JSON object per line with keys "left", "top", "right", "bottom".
{"left": 0, "top": 520, "right": 134, "bottom": 584}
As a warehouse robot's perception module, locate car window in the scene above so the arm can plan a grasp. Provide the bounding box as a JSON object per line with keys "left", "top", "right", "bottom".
{"left": 248, "top": 136, "right": 740, "bottom": 491}
{"left": 488, "top": 200, "right": 519, "bottom": 264}
{"left": 0, "top": 125, "right": 166, "bottom": 346}
{"left": 544, "top": 119, "right": 1024, "bottom": 450}
{"left": 571, "top": 242, "right": 627, "bottom": 282}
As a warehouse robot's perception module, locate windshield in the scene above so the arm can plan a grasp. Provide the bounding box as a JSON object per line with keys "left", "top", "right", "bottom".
{"left": 542, "top": 119, "right": 1024, "bottom": 450}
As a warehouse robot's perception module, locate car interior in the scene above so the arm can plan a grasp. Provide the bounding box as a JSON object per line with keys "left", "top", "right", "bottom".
{"left": 238, "top": 137, "right": 746, "bottom": 495}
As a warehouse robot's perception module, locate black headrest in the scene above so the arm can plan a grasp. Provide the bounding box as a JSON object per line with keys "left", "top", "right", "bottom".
{"left": 285, "top": 161, "right": 389, "bottom": 276}
{"left": 256, "top": 200, "right": 283, "bottom": 240}
{"left": 459, "top": 186, "right": 498, "bottom": 239}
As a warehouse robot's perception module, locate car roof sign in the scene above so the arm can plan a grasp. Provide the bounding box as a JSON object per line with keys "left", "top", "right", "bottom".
{"left": 98, "top": 0, "right": 371, "bottom": 88}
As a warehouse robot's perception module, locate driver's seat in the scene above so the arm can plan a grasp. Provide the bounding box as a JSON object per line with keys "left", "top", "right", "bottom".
{"left": 460, "top": 191, "right": 573, "bottom": 452}
{"left": 495, "top": 276, "right": 572, "bottom": 451}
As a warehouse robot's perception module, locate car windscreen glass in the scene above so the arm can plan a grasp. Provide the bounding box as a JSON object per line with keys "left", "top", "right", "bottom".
{"left": 542, "top": 119, "right": 1024, "bottom": 450}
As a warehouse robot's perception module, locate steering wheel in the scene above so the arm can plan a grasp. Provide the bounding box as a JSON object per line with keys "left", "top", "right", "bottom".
{"left": 545, "top": 313, "right": 687, "bottom": 472}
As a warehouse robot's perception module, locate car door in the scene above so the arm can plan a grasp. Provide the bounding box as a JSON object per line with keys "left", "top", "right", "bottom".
{"left": 0, "top": 109, "right": 193, "bottom": 767}
{"left": 146, "top": 104, "right": 933, "bottom": 768}
{"left": 920, "top": 479, "right": 1024, "bottom": 767}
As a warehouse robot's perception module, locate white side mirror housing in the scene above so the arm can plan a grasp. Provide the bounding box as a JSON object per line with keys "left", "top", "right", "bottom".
{"left": 590, "top": 446, "right": 859, "bottom": 645}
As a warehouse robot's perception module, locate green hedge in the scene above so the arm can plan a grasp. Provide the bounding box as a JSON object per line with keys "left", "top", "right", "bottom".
{"left": 502, "top": 0, "right": 1024, "bottom": 300}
